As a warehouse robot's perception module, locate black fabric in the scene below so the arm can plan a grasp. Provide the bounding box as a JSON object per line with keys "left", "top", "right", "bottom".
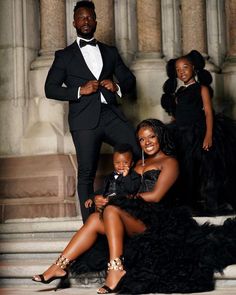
{"left": 79, "top": 39, "right": 97, "bottom": 48}
{"left": 175, "top": 83, "right": 205, "bottom": 127}
{"left": 167, "top": 83, "right": 236, "bottom": 215}
{"left": 44, "top": 40, "right": 139, "bottom": 222}
{"left": 102, "top": 170, "right": 141, "bottom": 197}
{"left": 71, "top": 170, "right": 236, "bottom": 294}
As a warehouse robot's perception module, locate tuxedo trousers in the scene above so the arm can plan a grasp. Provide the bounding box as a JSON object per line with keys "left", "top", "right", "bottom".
{"left": 71, "top": 104, "right": 140, "bottom": 222}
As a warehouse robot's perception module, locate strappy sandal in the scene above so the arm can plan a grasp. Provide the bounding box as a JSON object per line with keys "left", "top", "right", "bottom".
{"left": 32, "top": 255, "right": 71, "bottom": 291}
{"left": 97, "top": 256, "right": 126, "bottom": 294}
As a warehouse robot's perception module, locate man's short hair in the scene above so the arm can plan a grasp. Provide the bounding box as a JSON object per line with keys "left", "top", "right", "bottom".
{"left": 74, "top": 1, "right": 96, "bottom": 19}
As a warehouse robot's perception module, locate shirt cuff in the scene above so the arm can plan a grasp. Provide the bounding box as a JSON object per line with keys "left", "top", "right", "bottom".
{"left": 116, "top": 84, "right": 122, "bottom": 97}
{"left": 78, "top": 87, "right": 81, "bottom": 99}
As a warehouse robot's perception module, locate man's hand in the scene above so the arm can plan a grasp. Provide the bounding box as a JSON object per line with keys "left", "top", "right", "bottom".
{"left": 100, "top": 79, "right": 118, "bottom": 93}
{"left": 80, "top": 80, "right": 99, "bottom": 95}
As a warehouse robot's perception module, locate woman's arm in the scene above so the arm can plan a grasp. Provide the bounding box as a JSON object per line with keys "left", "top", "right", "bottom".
{"left": 201, "top": 85, "right": 213, "bottom": 150}
{"left": 139, "top": 158, "right": 179, "bottom": 202}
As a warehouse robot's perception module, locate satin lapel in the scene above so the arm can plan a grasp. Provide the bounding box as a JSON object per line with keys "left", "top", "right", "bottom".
{"left": 71, "top": 41, "right": 97, "bottom": 80}
{"left": 98, "top": 42, "right": 110, "bottom": 80}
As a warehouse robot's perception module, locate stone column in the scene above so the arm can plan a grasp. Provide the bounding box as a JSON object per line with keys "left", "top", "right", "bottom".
{"left": 161, "top": 0, "right": 181, "bottom": 60}
{"left": 93, "top": 0, "right": 115, "bottom": 45}
{"left": 131, "top": 0, "right": 167, "bottom": 124}
{"left": 205, "top": 0, "right": 226, "bottom": 111}
{"left": 181, "top": 0, "right": 223, "bottom": 110}
{"left": 0, "top": 0, "right": 39, "bottom": 155}
{"left": 23, "top": 0, "right": 67, "bottom": 155}
{"left": 137, "top": 0, "right": 161, "bottom": 55}
{"left": 225, "top": 0, "right": 236, "bottom": 59}
{"left": 222, "top": 0, "right": 236, "bottom": 117}
{"left": 181, "top": 0, "right": 207, "bottom": 55}
{"left": 40, "top": 0, "right": 66, "bottom": 56}
{"left": 114, "top": 0, "right": 137, "bottom": 65}
{"left": 206, "top": 0, "right": 226, "bottom": 68}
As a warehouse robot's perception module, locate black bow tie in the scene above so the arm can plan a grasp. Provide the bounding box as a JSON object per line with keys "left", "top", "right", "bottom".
{"left": 80, "top": 39, "right": 97, "bottom": 48}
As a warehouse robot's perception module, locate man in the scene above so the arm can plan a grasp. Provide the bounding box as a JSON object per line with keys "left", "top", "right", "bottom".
{"left": 45, "top": 1, "right": 140, "bottom": 222}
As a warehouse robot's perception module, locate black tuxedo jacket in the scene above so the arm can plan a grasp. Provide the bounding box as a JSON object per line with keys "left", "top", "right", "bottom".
{"left": 94, "top": 170, "right": 141, "bottom": 197}
{"left": 45, "top": 41, "right": 136, "bottom": 130}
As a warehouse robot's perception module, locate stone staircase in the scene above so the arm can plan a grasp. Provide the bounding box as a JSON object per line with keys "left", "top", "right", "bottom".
{"left": 0, "top": 217, "right": 105, "bottom": 288}
{"left": 0, "top": 216, "right": 236, "bottom": 289}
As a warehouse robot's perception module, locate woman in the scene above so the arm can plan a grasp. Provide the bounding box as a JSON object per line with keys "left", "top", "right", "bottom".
{"left": 33, "top": 119, "right": 236, "bottom": 294}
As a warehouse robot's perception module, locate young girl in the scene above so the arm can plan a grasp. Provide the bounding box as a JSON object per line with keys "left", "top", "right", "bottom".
{"left": 161, "top": 50, "right": 236, "bottom": 216}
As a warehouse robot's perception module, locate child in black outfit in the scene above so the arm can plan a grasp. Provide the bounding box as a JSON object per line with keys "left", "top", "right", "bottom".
{"left": 161, "top": 50, "right": 236, "bottom": 216}
{"left": 85, "top": 144, "right": 141, "bottom": 211}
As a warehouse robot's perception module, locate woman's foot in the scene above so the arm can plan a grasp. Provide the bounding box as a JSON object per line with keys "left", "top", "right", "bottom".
{"left": 32, "top": 255, "right": 70, "bottom": 284}
{"left": 97, "top": 257, "right": 126, "bottom": 294}
{"left": 32, "top": 264, "right": 66, "bottom": 283}
{"left": 97, "top": 268, "right": 126, "bottom": 294}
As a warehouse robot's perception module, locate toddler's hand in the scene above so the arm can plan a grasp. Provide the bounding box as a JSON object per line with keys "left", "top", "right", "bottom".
{"left": 84, "top": 199, "right": 93, "bottom": 208}
{"left": 94, "top": 194, "right": 108, "bottom": 210}
{"left": 122, "top": 165, "right": 130, "bottom": 177}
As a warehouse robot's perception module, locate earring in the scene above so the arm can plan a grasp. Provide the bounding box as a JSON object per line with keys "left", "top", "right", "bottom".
{"left": 142, "top": 150, "right": 145, "bottom": 166}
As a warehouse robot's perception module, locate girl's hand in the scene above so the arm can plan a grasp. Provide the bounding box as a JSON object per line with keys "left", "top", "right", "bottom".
{"left": 203, "top": 135, "right": 212, "bottom": 151}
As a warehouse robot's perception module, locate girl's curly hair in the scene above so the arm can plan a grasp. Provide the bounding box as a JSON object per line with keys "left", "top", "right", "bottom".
{"left": 161, "top": 50, "right": 213, "bottom": 116}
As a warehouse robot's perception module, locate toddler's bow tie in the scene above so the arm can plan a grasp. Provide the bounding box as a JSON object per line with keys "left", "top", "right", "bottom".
{"left": 80, "top": 39, "right": 97, "bottom": 48}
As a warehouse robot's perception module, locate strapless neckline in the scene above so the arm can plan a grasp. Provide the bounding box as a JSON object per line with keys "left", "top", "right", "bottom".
{"left": 141, "top": 169, "right": 161, "bottom": 176}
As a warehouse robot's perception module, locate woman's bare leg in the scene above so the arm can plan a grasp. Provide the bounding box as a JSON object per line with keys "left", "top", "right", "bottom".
{"left": 98, "top": 205, "right": 146, "bottom": 292}
{"left": 33, "top": 212, "right": 105, "bottom": 281}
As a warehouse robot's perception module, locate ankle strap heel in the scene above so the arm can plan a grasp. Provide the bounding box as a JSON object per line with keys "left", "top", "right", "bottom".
{"left": 107, "top": 256, "right": 124, "bottom": 271}
{"left": 55, "top": 255, "right": 70, "bottom": 270}
{"left": 97, "top": 256, "right": 126, "bottom": 294}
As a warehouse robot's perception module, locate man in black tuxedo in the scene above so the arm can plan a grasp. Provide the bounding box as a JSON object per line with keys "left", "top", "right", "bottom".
{"left": 45, "top": 1, "right": 140, "bottom": 222}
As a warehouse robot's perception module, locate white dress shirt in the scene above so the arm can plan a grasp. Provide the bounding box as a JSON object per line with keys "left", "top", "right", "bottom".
{"left": 76, "top": 37, "right": 121, "bottom": 103}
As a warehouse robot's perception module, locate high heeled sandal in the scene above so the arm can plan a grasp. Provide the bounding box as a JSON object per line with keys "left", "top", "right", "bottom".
{"left": 32, "top": 255, "right": 71, "bottom": 291}
{"left": 97, "top": 256, "right": 126, "bottom": 294}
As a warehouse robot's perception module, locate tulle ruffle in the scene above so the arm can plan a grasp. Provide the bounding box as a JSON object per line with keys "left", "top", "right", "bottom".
{"left": 168, "top": 113, "right": 236, "bottom": 215}
{"left": 71, "top": 195, "right": 236, "bottom": 294}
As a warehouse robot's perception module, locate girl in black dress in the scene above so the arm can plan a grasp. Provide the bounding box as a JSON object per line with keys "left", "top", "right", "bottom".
{"left": 161, "top": 50, "right": 236, "bottom": 215}
{"left": 32, "top": 119, "right": 236, "bottom": 294}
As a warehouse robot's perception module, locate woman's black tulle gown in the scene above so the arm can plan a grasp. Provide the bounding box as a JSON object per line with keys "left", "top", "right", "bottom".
{"left": 71, "top": 170, "right": 236, "bottom": 294}
{"left": 163, "top": 82, "right": 236, "bottom": 215}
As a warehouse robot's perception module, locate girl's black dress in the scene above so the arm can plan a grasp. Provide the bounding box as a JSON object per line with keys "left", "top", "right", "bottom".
{"left": 71, "top": 169, "right": 236, "bottom": 294}
{"left": 166, "top": 82, "right": 236, "bottom": 215}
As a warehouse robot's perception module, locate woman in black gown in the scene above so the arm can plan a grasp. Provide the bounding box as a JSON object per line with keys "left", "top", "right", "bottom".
{"left": 161, "top": 50, "right": 236, "bottom": 215}
{"left": 32, "top": 119, "right": 236, "bottom": 294}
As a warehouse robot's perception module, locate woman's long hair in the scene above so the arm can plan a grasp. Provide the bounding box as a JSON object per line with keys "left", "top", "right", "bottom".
{"left": 136, "top": 119, "right": 176, "bottom": 157}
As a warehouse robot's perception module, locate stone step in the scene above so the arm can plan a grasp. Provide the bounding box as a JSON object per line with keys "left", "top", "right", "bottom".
{"left": 1, "top": 286, "right": 236, "bottom": 295}
{"left": 0, "top": 215, "right": 234, "bottom": 242}
{"left": 0, "top": 217, "right": 83, "bottom": 239}
{"left": 0, "top": 239, "right": 69, "bottom": 254}
{"left": 1, "top": 216, "right": 234, "bottom": 255}
{"left": 0, "top": 216, "right": 236, "bottom": 288}
{"left": 0, "top": 259, "right": 236, "bottom": 286}
{"left": 0, "top": 259, "right": 104, "bottom": 287}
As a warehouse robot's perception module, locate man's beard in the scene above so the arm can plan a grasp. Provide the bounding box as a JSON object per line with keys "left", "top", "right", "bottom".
{"left": 76, "top": 27, "right": 96, "bottom": 39}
